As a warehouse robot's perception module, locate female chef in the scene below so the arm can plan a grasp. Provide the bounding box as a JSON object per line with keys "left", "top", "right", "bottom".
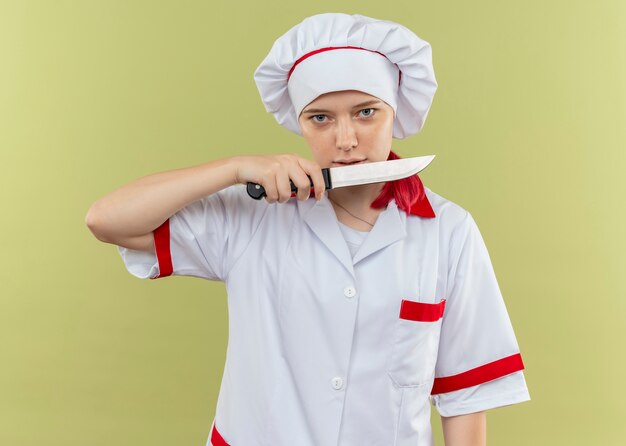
{"left": 86, "top": 13, "right": 530, "bottom": 446}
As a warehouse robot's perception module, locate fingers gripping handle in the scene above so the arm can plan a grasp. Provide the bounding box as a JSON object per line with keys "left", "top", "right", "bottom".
{"left": 246, "top": 169, "right": 332, "bottom": 200}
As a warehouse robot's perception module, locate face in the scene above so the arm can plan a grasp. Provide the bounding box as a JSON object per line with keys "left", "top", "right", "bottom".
{"left": 298, "top": 90, "right": 394, "bottom": 169}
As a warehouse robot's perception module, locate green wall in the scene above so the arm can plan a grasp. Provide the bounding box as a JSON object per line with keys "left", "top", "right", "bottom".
{"left": 1, "top": 0, "right": 624, "bottom": 444}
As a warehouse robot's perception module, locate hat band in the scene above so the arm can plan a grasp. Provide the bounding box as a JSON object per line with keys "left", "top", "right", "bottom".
{"left": 287, "top": 47, "right": 401, "bottom": 119}
{"left": 288, "top": 46, "right": 401, "bottom": 84}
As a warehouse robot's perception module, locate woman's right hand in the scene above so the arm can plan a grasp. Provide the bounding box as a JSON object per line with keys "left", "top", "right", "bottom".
{"left": 233, "top": 154, "right": 326, "bottom": 203}
{"left": 85, "top": 154, "right": 324, "bottom": 252}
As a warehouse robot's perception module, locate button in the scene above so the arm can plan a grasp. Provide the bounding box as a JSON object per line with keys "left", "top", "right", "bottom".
{"left": 343, "top": 286, "right": 357, "bottom": 298}
{"left": 331, "top": 377, "right": 344, "bottom": 390}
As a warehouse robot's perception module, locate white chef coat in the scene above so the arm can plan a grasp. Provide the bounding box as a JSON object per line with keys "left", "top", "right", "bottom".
{"left": 117, "top": 184, "right": 530, "bottom": 446}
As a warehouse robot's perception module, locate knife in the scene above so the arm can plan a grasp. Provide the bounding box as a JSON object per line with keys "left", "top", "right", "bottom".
{"left": 246, "top": 155, "right": 435, "bottom": 200}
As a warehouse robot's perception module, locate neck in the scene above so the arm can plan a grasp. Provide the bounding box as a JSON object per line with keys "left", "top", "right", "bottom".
{"left": 327, "top": 183, "right": 385, "bottom": 210}
{"left": 327, "top": 183, "right": 386, "bottom": 231}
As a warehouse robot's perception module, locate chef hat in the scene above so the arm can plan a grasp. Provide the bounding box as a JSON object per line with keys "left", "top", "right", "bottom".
{"left": 254, "top": 13, "right": 438, "bottom": 139}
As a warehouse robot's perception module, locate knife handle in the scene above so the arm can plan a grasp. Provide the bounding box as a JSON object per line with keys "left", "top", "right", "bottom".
{"left": 247, "top": 168, "right": 332, "bottom": 200}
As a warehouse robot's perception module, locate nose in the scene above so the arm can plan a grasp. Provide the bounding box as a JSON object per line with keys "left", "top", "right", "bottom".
{"left": 335, "top": 118, "right": 358, "bottom": 151}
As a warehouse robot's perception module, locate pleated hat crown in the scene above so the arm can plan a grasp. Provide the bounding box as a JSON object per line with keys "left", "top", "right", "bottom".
{"left": 254, "top": 13, "right": 438, "bottom": 139}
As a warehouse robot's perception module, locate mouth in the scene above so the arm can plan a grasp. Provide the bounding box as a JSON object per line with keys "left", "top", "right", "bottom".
{"left": 332, "top": 159, "right": 367, "bottom": 166}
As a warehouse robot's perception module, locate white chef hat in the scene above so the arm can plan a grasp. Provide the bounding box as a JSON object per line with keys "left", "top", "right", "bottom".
{"left": 254, "top": 13, "right": 438, "bottom": 139}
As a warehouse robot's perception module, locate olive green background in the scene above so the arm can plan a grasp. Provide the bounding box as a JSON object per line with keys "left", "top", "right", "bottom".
{"left": 1, "top": 0, "right": 624, "bottom": 444}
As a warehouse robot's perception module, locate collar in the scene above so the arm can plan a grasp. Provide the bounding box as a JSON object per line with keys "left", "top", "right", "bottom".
{"left": 391, "top": 175, "right": 437, "bottom": 219}
{"left": 297, "top": 194, "right": 408, "bottom": 275}
{"left": 408, "top": 188, "right": 436, "bottom": 218}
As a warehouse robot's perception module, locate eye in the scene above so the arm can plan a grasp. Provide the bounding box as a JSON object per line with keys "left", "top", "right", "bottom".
{"left": 358, "top": 108, "right": 376, "bottom": 118}
{"left": 311, "top": 114, "right": 327, "bottom": 123}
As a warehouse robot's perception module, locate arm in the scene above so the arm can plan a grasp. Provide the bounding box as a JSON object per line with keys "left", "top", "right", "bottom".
{"left": 84, "top": 155, "right": 325, "bottom": 252}
{"left": 441, "top": 411, "right": 486, "bottom": 446}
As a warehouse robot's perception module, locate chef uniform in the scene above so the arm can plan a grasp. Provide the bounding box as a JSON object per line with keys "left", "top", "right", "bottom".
{"left": 117, "top": 13, "right": 530, "bottom": 446}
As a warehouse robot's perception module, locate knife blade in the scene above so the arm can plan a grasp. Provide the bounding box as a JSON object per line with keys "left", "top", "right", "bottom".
{"left": 246, "top": 155, "right": 435, "bottom": 200}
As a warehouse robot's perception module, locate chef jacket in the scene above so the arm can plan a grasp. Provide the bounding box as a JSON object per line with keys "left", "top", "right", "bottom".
{"left": 117, "top": 184, "right": 530, "bottom": 446}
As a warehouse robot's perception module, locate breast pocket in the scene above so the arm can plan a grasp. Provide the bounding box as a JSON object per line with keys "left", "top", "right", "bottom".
{"left": 387, "top": 298, "right": 446, "bottom": 388}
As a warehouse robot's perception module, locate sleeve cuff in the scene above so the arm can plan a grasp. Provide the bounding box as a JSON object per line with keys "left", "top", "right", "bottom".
{"left": 152, "top": 219, "right": 173, "bottom": 278}
{"left": 432, "top": 353, "right": 525, "bottom": 395}
{"left": 431, "top": 370, "right": 531, "bottom": 417}
{"left": 116, "top": 245, "right": 160, "bottom": 279}
{"left": 116, "top": 220, "right": 172, "bottom": 280}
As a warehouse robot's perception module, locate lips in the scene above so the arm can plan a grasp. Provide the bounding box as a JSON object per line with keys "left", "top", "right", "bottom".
{"left": 332, "top": 159, "right": 367, "bottom": 166}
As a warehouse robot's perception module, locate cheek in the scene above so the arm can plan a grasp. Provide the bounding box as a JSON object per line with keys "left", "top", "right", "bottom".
{"left": 379, "top": 119, "right": 393, "bottom": 139}
{"left": 363, "top": 115, "right": 393, "bottom": 158}
{"left": 383, "top": 111, "right": 395, "bottom": 136}
{"left": 310, "top": 144, "right": 333, "bottom": 163}
{"left": 302, "top": 132, "right": 332, "bottom": 164}
{"left": 310, "top": 149, "right": 324, "bottom": 165}
{"left": 366, "top": 117, "right": 393, "bottom": 143}
{"left": 379, "top": 114, "right": 395, "bottom": 144}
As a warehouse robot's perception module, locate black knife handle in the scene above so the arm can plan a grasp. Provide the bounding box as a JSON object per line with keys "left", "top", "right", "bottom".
{"left": 247, "top": 168, "right": 332, "bottom": 200}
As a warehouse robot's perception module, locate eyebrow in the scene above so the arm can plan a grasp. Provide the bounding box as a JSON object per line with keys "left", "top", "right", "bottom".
{"left": 301, "top": 100, "right": 382, "bottom": 114}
